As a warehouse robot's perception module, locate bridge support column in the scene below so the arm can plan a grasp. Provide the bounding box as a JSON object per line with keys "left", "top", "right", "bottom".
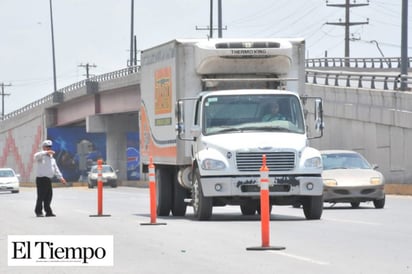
{"left": 87, "top": 112, "right": 139, "bottom": 182}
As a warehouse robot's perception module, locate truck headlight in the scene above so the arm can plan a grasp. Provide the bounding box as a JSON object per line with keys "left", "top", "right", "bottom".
{"left": 323, "top": 179, "right": 337, "bottom": 186}
{"left": 201, "top": 159, "right": 226, "bottom": 170}
{"left": 304, "top": 156, "right": 322, "bottom": 169}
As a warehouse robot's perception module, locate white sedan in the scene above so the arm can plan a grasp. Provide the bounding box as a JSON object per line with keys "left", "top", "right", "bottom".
{"left": 87, "top": 164, "right": 118, "bottom": 188}
{"left": 0, "top": 168, "right": 20, "bottom": 194}
{"left": 321, "top": 150, "right": 385, "bottom": 208}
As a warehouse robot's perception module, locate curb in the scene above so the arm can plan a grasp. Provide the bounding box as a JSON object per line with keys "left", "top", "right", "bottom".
{"left": 18, "top": 182, "right": 412, "bottom": 195}
{"left": 20, "top": 180, "right": 149, "bottom": 188}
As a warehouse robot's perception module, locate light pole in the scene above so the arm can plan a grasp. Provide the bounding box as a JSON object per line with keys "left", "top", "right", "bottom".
{"left": 369, "top": 40, "right": 385, "bottom": 58}
{"left": 130, "top": 0, "right": 134, "bottom": 68}
{"left": 400, "top": 0, "right": 409, "bottom": 91}
{"left": 49, "top": 0, "right": 61, "bottom": 102}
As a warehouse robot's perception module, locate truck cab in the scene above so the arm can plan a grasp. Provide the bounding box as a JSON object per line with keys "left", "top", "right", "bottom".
{"left": 177, "top": 89, "right": 324, "bottom": 220}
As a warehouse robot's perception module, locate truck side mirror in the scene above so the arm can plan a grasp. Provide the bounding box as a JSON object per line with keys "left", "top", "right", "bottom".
{"left": 176, "top": 100, "right": 185, "bottom": 139}
{"left": 176, "top": 99, "right": 195, "bottom": 141}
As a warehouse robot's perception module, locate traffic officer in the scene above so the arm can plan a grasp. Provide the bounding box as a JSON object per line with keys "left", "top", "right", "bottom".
{"left": 33, "top": 139, "right": 66, "bottom": 217}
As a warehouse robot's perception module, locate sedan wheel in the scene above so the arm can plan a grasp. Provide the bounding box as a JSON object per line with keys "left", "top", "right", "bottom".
{"left": 373, "top": 195, "right": 385, "bottom": 209}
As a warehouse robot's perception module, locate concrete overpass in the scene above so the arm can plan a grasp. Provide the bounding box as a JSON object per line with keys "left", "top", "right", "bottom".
{"left": 0, "top": 58, "right": 411, "bottom": 193}
{"left": 0, "top": 67, "right": 140, "bottom": 183}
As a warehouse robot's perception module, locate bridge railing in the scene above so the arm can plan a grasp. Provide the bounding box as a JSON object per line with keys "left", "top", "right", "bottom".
{"left": 305, "top": 57, "right": 412, "bottom": 70}
{"left": 2, "top": 66, "right": 140, "bottom": 120}
{"left": 306, "top": 69, "right": 412, "bottom": 91}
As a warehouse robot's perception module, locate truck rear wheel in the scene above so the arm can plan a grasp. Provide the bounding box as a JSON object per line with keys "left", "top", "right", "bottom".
{"left": 302, "top": 195, "right": 323, "bottom": 220}
{"left": 192, "top": 169, "right": 213, "bottom": 220}
{"left": 156, "top": 167, "right": 172, "bottom": 216}
{"left": 172, "top": 171, "right": 188, "bottom": 216}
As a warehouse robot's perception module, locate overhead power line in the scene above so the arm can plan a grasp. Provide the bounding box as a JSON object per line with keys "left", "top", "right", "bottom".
{"left": 326, "top": 0, "right": 369, "bottom": 65}
{"left": 196, "top": 0, "right": 226, "bottom": 38}
{"left": 78, "top": 63, "right": 97, "bottom": 79}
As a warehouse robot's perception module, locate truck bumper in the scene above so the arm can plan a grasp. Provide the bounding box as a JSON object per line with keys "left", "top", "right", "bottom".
{"left": 200, "top": 175, "right": 323, "bottom": 197}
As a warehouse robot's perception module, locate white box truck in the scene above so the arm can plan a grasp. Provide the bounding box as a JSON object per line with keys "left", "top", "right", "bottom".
{"left": 140, "top": 38, "right": 324, "bottom": 220}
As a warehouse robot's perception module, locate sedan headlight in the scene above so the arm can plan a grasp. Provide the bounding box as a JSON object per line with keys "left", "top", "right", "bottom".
{"left": 370, "top": 177, "right": 381, "bottom": 185}
{"left": 201, "top": 158, "right": 226, "bottom": 170}
{"left": 304, "top": 156, "right": 322, "bottom": 169}
{"left": 323, "top": 179, "right": 337, "bottom": 186}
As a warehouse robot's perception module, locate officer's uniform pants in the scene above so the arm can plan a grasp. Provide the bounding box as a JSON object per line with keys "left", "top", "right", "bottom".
{"left": 35, "top": 176, "right": 53, "bottom": 215}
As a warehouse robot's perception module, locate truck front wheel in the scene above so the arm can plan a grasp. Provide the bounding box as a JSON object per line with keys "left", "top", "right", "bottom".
{"left": 192, "top": 169, "right": 213, "bottom": 220}
{"left": 302, "top": 195, "right": 323, "bottom": 220}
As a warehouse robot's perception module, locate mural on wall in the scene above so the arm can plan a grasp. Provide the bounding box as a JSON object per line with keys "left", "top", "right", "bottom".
{"left": 126, "top": 132, "right": 140, "bottom": 180}
{"left": 47, "top": 127, "right": 106, "bottom": 182}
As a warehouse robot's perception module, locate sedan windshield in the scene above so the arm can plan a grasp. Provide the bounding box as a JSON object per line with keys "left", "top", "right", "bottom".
{"left": 322, "top": 153, "right": 371, "bottom": 170}
{"left": 91, "top": 165, "right": 114, "bottom": 173}
{"left": 0, "top": 170, "right": 14, "bottom": 177}
{"left": 203, "top": 94, "right": 305, "bottom": 135}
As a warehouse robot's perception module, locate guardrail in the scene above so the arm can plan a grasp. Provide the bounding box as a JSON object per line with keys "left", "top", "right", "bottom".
{"left": 305, "top": 57, "right": 412, "bottom": 70}
{"left": 1, "top": 58, "right": 410, "bottom": 121}
{"left": 306, "top": 69, "right": 412, "bottom": 91}
{"left": 2, "top": 66, "right": 139, "bottom": 120}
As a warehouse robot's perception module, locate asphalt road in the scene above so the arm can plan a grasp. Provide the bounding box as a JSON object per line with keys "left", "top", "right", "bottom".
{"left": 1, "top": 186, "right": 411, "bottom": 274}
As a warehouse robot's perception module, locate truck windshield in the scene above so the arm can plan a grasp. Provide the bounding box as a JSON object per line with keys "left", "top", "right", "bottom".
{"left": 203, "top": 94, "right": 305, "bottom": 135}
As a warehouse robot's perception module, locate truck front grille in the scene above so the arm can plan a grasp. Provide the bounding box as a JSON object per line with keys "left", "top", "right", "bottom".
{"left": 236, "top": 152, "right": 295, "bottom": 172}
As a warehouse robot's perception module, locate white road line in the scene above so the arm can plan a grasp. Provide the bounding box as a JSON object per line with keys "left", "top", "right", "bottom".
{"left": 74, "top": 209, "right": 91, "bottom": 214}
{"left": 271, "top": 251, "right": 330, "bottom": 265}
{"left": 324, "top": 217, "right": 381, "bottom": 226}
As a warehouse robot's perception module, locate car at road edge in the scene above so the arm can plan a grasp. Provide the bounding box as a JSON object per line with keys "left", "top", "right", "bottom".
{"left": 87, "top": 164, "right": 118, "bottom": 188}
{"left": 321, "top": 150, "right": 385, "bottom": 208}
{"left": 0, "top": 168, "right": 20, "bottom": 194}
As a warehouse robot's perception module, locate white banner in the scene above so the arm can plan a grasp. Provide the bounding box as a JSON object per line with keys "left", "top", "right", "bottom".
{"left": 8, "top": 235, "right": 113, "bottom": 266}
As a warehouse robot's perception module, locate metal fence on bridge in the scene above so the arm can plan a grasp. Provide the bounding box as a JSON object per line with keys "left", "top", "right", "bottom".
{"left": 305, "top": 69, "right": 412, "bottom": 91}
{"left": 305, "top": 57, "right": 411, "bottom": 91}
{"left": 306, "top": 57, "right": 412, "bottom": 70}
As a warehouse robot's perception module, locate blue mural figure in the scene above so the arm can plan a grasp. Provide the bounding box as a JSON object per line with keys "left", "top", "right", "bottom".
{"left": 47, "top": 127, "right": 106, "bottom": 182}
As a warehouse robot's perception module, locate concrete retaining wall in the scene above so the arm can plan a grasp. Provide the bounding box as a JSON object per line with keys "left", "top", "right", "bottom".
{"left": 0, "top": 107, "right": 46, "bottom": 181}
{"left": 307, "top": 83, "right": 412, "bottom": 189}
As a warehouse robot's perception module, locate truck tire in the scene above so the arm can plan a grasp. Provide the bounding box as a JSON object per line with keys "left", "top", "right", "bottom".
{"left": 256, "top": 202, "right": 273, "bottom": 215}
{"left": 302, "top": 195, "right": 323, "bottom": 220}
{"left": 350, "top": 202, "right": 360, "bottom": 208}
{"left": 240, "top": 201, "right": 258, "bottom": 215}
{"left": 156, "top": 167, "right": 172, "bottom": 216}
{"left": 192, "top": 169, "right": 213, "bottom": 220}
{"left": 172, "top": 171, "right": 188, "bottom": 216}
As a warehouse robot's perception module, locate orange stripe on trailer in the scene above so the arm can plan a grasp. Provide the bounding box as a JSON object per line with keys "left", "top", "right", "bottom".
{"left": 140, "top": 105, "right": 177, "bottom": 159}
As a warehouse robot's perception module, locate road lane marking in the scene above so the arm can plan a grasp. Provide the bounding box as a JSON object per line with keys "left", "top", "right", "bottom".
{"left": 271, "top": 251, "right": 330, "bottom": 265}
{"left": 74, "top": 209, "right": 91, "bottom": 214}
{"left": 324, "top": 217, "right": 381, "bottom": 226}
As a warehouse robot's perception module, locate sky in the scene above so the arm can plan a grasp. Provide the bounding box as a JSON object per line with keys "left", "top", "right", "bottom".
{"left": 0, "top": 0, "right": 411, "bottom": 114}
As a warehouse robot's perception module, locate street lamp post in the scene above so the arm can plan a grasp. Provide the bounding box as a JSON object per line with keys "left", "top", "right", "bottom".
{"left": 49, "top": 0, "right": 62, "bottom": 102}
{"left": 400, "top": 0, "right": 409, "bottom": 91}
